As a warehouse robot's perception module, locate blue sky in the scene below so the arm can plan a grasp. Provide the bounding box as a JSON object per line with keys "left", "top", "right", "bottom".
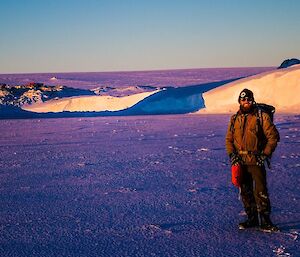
{"left": 0, "top": 0, "right": 300, "bottom": 73}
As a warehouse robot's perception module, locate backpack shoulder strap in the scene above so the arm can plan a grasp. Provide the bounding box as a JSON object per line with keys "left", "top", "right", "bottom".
{"left": 254, "top": 107, "right": 264, "bottom": 132}
{"left": 230, "top": 112, "right": 238, "bottom": 133}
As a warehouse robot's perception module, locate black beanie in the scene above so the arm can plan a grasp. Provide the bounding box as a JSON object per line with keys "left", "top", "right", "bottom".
{"left": 238, "top": 88, "right": 254, "bottom": 102}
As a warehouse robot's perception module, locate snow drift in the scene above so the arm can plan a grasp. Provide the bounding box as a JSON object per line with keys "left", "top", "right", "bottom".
{"left": 22, "top": 90, "right": 160, "bottom": 113}
{"left": 198, "top": 65, "right": 300, "bottom": 114}
{"left": 18, "top": 80, "right": 234, "bottom": 117}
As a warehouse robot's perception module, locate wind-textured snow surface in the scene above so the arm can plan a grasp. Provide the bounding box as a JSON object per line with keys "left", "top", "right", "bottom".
{"left": 0, "top": 115, "right": 299, "bottom": 256}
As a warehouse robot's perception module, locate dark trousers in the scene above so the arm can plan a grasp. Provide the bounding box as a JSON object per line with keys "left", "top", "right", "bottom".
{"left": 240, "top": 165, "right": 271, "bottom": 217}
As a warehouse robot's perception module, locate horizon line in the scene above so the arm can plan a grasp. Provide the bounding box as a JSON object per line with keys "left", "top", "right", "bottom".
{"left": 0, "top": 65, "right": 275, "bottom": 76}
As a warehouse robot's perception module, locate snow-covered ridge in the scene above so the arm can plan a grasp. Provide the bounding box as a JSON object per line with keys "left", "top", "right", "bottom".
{"left": 1, "top": 65, "right": 299, "bottom": 118}
{"left": 22, "top": 90, "right": 161, "bottom": 113}
{"left": 0, "top": 84, "right": 158, "bottom": 107}
{"left": 0, "top": 80, "right": 230, "bottom": 118}
{"left": 198, "top": 64, "right": 300, "bottom": 114}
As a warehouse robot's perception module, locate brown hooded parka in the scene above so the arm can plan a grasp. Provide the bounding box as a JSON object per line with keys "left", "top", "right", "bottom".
{"left": 225, "top": 108, "right": 280, "bottom": 165}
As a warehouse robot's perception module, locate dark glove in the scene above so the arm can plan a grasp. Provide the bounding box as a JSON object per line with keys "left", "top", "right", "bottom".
{"left": 256, "top": 153, "right": 267, "bottom": 167}
{"left": 229, "top": 153, "right": 242, "bottom": 166}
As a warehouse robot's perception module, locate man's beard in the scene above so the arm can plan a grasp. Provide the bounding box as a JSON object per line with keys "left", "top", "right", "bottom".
{"left": 240, "top": 103, "right": 254, "bottom": 113}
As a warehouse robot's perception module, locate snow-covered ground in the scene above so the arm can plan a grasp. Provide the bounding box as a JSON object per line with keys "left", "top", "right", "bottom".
{"left": 0, "top": 66, "right": 299, "bottom": 256}
{"left": 0, "top": 114, "right": 299, "bottom": 256}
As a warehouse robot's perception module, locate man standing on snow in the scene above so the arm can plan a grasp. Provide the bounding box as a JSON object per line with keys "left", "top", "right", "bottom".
{"left": 225, "top": 88, "right": 280, "bottom": 232}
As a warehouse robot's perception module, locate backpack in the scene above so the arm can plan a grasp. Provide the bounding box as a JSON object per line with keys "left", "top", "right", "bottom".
{"left": 256, "top": 103, "right": 275, "bottom": 123}
{"left": 230, "top": 103, "right": 276, "bottom": 135}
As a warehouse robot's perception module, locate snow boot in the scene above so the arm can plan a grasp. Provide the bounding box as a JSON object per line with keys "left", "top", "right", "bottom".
{"left": 259, "top": 213, "right": 279, "bottom": 232}
{"left": 238, "top": 214, "right": 259, "bottom": 230}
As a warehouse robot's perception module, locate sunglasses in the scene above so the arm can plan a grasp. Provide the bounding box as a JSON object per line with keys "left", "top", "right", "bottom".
{"left": 240, "top": 97, "right": 253, "bottom": 102}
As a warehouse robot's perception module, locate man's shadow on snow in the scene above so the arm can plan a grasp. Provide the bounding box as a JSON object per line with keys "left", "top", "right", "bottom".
{"left": 277, "top": 221, "right": 300, "bottom": 231}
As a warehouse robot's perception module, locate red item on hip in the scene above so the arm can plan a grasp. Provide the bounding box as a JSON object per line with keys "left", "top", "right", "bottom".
{"left": 231, "top": 164, "right": 242, "bottom": 187}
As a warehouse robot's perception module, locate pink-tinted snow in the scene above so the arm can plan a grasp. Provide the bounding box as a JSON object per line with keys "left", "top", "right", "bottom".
{"left": 0, "top": 67, "right": 273, "bottom": 89}
{"left": 0, "top": 114, "right": 299, "bottom": 256}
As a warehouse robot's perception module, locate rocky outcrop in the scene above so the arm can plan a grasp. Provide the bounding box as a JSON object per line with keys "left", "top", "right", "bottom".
{"left": 278, "top": 58, "right": 300, "bottom": 69}
{"left": 0, "top": 83, "right": 161, "bottom": 110}
{"left": 0, "top": 83, "right": 94, "bottom": 107}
